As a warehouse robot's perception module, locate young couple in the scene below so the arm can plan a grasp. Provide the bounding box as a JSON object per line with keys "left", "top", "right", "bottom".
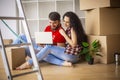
{"left": 13, "top": 11, "right": 87, "bottom": 70}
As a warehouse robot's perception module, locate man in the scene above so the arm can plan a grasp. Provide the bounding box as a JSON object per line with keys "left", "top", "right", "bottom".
{"left": 12, "top": 12, "right": 66, "bottom": 58}
{"left": 44, "top": 11, "right": 65, "bottom": 47}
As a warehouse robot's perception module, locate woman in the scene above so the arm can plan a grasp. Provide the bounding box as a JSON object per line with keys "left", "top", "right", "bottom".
{"left": 16, "top": 11, "right": 88, "bottom": 70}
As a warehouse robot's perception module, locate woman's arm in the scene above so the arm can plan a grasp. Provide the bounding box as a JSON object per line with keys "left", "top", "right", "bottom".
{"left": 59, "top": 28, "right": 77, "bottom": 47}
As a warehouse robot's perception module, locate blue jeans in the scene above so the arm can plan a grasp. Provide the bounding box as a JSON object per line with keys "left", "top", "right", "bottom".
{"left": 12, "top": 34, "right": 66, "bottom": 65}
{"left": 13, "top": 34, "right": 79, "bottom": 66}
{"left": 28, "top": 45, "right": 79, "bottom": 66}
{"left": 12, "top": 34, "right": 42, "bottom": 57}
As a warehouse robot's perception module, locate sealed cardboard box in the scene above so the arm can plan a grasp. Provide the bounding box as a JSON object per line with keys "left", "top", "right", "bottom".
{"left": 5, "top": 47, "right": 25, "bottom": 70}
{"left": 85, "top": 8, "right": 120, "bottom": 35}
{"left": 88, "top": 35, "right": 120, "bottom": 64}
{"left": 80, "top": 0, "right": 120, "bottom": 10}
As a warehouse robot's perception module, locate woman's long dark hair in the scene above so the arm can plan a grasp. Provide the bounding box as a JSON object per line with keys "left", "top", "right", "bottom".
{"left": 63, "top": 11, "right": 88, "bottom": 45}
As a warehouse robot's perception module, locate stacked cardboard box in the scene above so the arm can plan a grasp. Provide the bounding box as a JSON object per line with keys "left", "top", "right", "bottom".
{"left": 80, "top": 0, "right": 120, "bottom": 64}
{"left": 80, "top": 0, "right": 120, "bottom": 10}
{"left": 85, "top": 8, "right": 120, "bottom": 35}
{"left": 88, "top": 35, "right": 120, "bottom": 64}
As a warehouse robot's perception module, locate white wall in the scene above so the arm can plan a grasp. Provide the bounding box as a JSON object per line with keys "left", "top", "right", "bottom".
{"left": 0, "top": 0, "right": 18, "bottom": 39}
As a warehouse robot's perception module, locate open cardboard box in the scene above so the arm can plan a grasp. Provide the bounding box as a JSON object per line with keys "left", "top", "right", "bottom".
{"left": 5, "top": 47, "right": 25, "bottom": 70}
{"left": 0, "top": 39, "right": 26, "bottom": 70}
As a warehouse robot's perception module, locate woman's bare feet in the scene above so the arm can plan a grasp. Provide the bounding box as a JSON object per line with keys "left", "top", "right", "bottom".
{"left": 16, "top": 62, "right": 32, "bottom": 70}
{"left": 62, "top": 61, "right": 72, "bottom": 67}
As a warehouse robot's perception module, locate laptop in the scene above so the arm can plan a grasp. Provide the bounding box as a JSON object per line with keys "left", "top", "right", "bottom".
{"left": 34, "top": 32, "right": 53, "bottom": 44}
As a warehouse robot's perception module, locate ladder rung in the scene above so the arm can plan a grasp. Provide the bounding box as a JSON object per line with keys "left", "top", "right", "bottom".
{"left": 12, "top": 70, "right": 39, "bottom": 78}
{"left": 4, "top": 43, "right": 31, "bottom": 47}
{"left": 0, "top": 16, "right": 24, "bottom": 20}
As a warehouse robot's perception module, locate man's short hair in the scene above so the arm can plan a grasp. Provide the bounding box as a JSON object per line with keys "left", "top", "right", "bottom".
{"left": 49, "top": 12, "right": 60, "bottom": 21}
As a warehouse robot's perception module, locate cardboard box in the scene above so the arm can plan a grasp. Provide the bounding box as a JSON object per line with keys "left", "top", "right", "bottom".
{"left": 88, "top": 35, "right": 120, "bottom": 64}
{"left": 3, "top": 39, "right": 13, "bottom": 45}
{"left": 85, "top": 8, "right": 120, "bottom": 35}
{"left": 80, "top": 0, "right": 120, "bottom": 10}
{"left": 5, "top": 47, "right": 25, "bottom": 70}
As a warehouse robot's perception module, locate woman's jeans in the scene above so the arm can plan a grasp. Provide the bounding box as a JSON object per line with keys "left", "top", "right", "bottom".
{"left": 28, "top": 45, "right": 79, "bottom": 66}
{"left": 12, "top": 34, "right": 79, "bottom": 66}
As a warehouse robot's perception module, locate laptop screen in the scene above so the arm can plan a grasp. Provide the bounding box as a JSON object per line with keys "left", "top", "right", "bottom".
{"left": 34, "top": 32, "right": 53, "bottom": 44}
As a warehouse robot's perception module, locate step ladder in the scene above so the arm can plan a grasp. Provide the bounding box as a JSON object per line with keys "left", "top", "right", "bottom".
{"left": 0, "top": 0, "right": 43, "bottom": 80}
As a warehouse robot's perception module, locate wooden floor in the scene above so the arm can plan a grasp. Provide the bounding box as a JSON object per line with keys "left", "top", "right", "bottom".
{"left": 0, "top": 55, "right": 120, "bottom": 80}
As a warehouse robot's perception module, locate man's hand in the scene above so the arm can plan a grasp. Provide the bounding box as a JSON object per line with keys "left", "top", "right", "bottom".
{"left": 37, "top": 44, "right": 45, "bottom": 47}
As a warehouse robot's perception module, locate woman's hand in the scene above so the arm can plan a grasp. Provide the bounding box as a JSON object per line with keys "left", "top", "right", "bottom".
{"left": 60, "top": 28, "right": 77, "bottom": 47}
{"left": 59, "top": 29, "right": 66, "bottom": 36}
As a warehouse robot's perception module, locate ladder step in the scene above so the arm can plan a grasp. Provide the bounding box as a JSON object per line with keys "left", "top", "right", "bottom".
{"left": 4, "top": 43, "right": 31, "bottom": 47}
{"left": 12, "top": 70, "right": 39, "bottom": 78}
{"left": 0, "top": 16, "right": 24, "bottom": 20}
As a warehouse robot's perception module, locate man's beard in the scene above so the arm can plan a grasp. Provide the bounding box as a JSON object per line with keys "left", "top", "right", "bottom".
{"left": 51, "top": 25, "right": 59, "bottom": 30}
